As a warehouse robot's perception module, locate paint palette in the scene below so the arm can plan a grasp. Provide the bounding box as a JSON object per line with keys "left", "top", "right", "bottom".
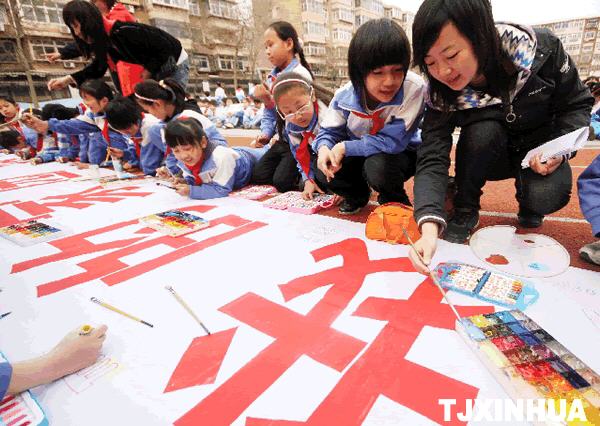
{"left": 229, "top": 185, "right": 278, "bottom": 200}
{"left": 0, "top": 220, "right": 65, "bottom": 247}
{"left": 435, "top": 262, "right": 539, "bottom": 310}
{"left": 139, "top": 210, "right": 209, "bottom": 237}
{"left": 263, "top": 191, "right": 335, "bottom": 214}
{"left": 470, "top": 226, "right": 570, "bottom": 278}
{"left": 457, "top": 310, "right": 600, "bottom": 425}
{"left": 0, "top": 353, "right": 48, "bottom": 426}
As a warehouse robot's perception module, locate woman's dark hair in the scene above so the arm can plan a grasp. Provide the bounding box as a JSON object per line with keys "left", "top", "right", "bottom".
{"left": 412, "top": 0, "right": 517, "bottom": 111}
{"left": 268, "top": 21, "right": 314, "bottom": 79}
{"left": 105, "top": 96, "right": 143, "bottom": 130}
{"left": 99, "top": 0, "right": 117, "bottom": 10}
{"left": 41, "top": 104, "right": 80, "bottom": 121}
{"left": 0, "top": 129, "right": 21, "bottom": 150}
{"left": 63, "top": 0, "right": 108, "bottom": 60}
{"left": 164, "top": 117, "right": 215, "bottom": 159}
{"left": 348, "top": 18, "right": 410, "bottom": 107}
{"left": 134, "top": 78, "right": 186, "bottom": 116}
{"left": 272, "top": 71, "right": 313, "bottom": 142}
{"left": 80, "top": 79, "right": 114, "bottom": 101}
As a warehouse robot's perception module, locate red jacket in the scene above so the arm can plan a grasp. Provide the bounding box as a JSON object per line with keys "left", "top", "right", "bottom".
{"left": 106, "top": 3, "right": 136, "bottom": 22}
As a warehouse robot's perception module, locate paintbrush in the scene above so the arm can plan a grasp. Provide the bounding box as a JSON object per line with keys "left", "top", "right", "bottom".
{"left": 165, "top": 286, "right": 211, "bottom": 335}
{"left": 156, "top": 182, "right": 176, "bottom": 190}
{"left": 401, "top": 228, "right": 463, "bottom": 323}
{"left": 90, "top": 297, "right": 153, "bottom": 328}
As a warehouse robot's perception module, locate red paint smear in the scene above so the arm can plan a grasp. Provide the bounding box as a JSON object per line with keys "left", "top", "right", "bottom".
{"left": 486, "top": 254, "right": 509, "bottom": 265}
{"left": 164, "top": 328, "right": 237, "bottom": 393}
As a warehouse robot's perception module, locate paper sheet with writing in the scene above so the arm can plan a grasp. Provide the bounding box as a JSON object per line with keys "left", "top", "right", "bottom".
{"left": 521, "top": 126, "right": 589, "bottom": 169}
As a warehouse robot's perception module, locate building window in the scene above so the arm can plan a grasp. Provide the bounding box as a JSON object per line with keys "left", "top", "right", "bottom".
{"left": 301, "top": 0, "right": 324, "bottom": 14}
{"left": 0, "top": 39, "right": 17, "bottom": 63}
{"left": 332, "top": 29, "right": 352, "bottom": 42}
{"left": 303, "top": 21, "right": 327, "bottom": 36}
{"left": 334, "top": 8, "right": 353, "bottom": 23}
{"left": 189, "top": 0, "right": 200, "bottom": 16}
{"left": 582, "top": 44, "right": 594, "bottom": 53}
{"left": 355, "top": 0, "right": 382, "bottom": 14}
{"left": 355, "top": 14, "right": 372, "bottom": 27}
{"left": 192, "top": 54, "right": 210, "bottom": 71}
{"left": 217, "top": 55, "right": 246, "bottom": 71}
{"left": 30, "top": 38, "right": 71, "bottom": 61}
{"left": 151, "top": 0, "right": 189, "bottom": 10}
{"left": 21, "top": 0, "right": 64, "bottom": 24}
{"left": 151, "top": 18, "right": 191, "bottom": 40}
{"left": 208, "top": 0, "right": 237, "bottom": 19}
{"left": 584, "top": 31, "right": 596, "bottom": 41}
{"left": 304, "top": 43, "right": 325, "bottom": 56}
{"left": 0, "top": 4, "right": 6, "bottom": 31}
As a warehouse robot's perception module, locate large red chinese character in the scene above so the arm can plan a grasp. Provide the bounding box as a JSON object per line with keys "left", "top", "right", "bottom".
{"left": 0, "top": 185, "right": 153, "bottom": 226}
{"left": 10, "top": 205, "right": 267, "bottom": 297}
{"left": 0, "top": 171, "right": 80, "bottom": 192}
{"left": 170, "top": 238, "right": 494, "bottom": 426}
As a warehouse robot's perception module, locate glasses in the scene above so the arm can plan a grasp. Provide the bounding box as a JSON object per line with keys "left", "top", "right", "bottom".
{"left": 276, "top": 89, "right": 314, "bottom": 121}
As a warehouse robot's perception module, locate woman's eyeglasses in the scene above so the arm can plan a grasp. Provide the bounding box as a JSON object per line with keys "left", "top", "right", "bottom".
{"left": 276, "top": 90, "right": 314, "bottom": 121}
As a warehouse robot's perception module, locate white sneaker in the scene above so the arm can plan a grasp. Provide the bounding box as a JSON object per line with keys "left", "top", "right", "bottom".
{"left": 579, "top": 240, "right": 600, "bottom": 266}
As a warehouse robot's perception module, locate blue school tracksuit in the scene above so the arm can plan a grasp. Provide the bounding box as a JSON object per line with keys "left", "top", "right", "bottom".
{"left": 578, "top": 154, "right": 600, "bottom": 237}
{"left": 124, "top": 113, "right": 161, "bottom": 174}
{"left": 177, "top": 142, "right": 265, "bottom": 199}
{"left": 312, "top": 71, "right": 426, "bottom": 156}
{"left": 284, "top": 99, "right": 327, "bottom": 183}
{"left": 146, "top": 109, "right": 228, "bottom": 176}
{"left": 260, "top": 58, "right": 313, "bottom": 140}
{"left": 55, "top": 133, "right": 81, "bottom": 160}
{"left": 34, "top": 134, "right": 59, "bottom": 163}
{"left": 47, "top": 111, "right": 133, "bottom": 165}
{"left": 591, "top": 109, "right": 600, "bottom": 139}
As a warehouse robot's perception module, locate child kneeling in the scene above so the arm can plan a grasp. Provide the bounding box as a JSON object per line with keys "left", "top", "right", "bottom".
{"left": 165, "top": 117, "right": 266, "bottom": 199}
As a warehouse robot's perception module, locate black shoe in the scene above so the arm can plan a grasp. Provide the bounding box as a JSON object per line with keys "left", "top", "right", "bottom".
{"left": 518, "top": 207, "right": 544, "bottom": 228}
{"left": 443, "top": 209, "right": 479, "bottom": 243}
{"left": 338, "top": 199, "right": 367, "bottom": 215}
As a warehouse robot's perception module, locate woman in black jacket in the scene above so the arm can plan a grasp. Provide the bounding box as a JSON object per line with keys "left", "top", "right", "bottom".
{"left": 409, "top": 0, "right": 593, "bottom": 273}
{"left": 47, "top": 0, "right": 189, "bottom": 91}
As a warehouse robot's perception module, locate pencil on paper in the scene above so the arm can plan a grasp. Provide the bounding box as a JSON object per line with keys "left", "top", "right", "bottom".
{"left": 165, "top": 286, "right": 211, "bottom": 335}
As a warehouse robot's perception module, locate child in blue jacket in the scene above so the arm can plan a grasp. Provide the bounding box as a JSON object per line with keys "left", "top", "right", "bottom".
{"left": 313, "top": 19, "right": 425, "bottom": 214}
{"left": 133, "top": 78, "right": 227, "bottom": 176}
{"left": 164, "top": 117, "right": 265, "bottom": 199}
{"left": 22, "top": 80, "right": 133, "bottom": 166}
{"left": 578, "top": 154, "right": 600, "bottom": 265}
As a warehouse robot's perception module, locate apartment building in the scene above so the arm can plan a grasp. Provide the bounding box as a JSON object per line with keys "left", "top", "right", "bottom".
{"left": 534, "top": 16, "right": 600, "bottom": 79}
{"left": 384, "top": 4, "right": 413, "bottom": 43}
{"left": 0, "top": 0, "right": 251, "bottom": 103}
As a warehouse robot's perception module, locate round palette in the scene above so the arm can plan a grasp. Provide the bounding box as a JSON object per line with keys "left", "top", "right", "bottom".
{"left": 469, "top": 225, "right": 570, "bottom": 278}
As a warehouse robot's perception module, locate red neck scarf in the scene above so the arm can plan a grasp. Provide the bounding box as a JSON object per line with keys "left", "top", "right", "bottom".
{"left": 187, "top": 152, "right": 205, "bottom": 185}
{"left": 351, "top": 108, "right": 386, "bottom": 135}
{"left": 295, "top": 101, "right": 319, "bottom": 179}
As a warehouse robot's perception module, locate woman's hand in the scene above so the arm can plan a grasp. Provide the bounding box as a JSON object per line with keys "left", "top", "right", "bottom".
{"left": 47, "top": 75, "right": 75, "bottom": 91}
{"left": 45, "top": 52, "right": 62, "bottom": 63}
{"left": 317, "top": 146, "right": 339, "bottom": 182}
{"left": 529, "top": 153, "right": 562, "bottom": 176}
{"left": 301, "top": 179, "right": 324, "bottom": 200}
{"left": 155, "top": 166, "right": 172, "bottom": 179}
{"left": 408, "top": 222, "right": 439, "bottom": 275}
{"left": 21, "top": 113, "right": 49, "bottom": 134}
{"left": 330, "top": 143, "right": 345, "bottom": 169}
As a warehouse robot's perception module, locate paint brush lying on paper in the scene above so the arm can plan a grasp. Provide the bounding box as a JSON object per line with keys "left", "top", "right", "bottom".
{"left": 401, "top": 228, "right": 463, "bottom": 323}
{"left": 156, "top": 182, "right": 176, "bottom": 190}
{"left": 0, "top": 312, "right": 11, "bottom": 320}
{"left": 90, "top": 297, "right": 154, "bottom": 328}
{"left": 165, "top": 286, "right": 211, "bottom": 335}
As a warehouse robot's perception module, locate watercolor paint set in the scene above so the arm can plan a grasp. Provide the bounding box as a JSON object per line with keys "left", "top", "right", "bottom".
{"left": 262, "top": 191, "right": 335, "bottom": 214}
{"left": 0, "top": 353, "right": 48, "bottom": 426}
{"left": 0, "top": 220, "right": 65, "bottom": 247}
{"left": 229, "top": 185, "right": 278, "bottom": 200}
{"left": 457, "top": 310, "right": 600, "bottom": 425}
{"left": 139, "top": 210, "right": 209, "bottom": 237}
{"left": 434, "top": 262, "right": 539, "bottom": 310}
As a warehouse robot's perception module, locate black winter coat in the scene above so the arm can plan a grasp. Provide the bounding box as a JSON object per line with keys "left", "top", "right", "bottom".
{"left": 413, "top": 27, "right": 594, "bottom": 227}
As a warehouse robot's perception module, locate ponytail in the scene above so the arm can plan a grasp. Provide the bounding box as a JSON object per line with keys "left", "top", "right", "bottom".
{"left": 134, "top": 78, "right": 186, "bottom": 112}
{"left": 268, "top": 21, "right": 314, "bottom": 79}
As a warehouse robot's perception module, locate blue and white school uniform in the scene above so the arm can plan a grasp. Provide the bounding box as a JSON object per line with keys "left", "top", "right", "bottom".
{"left": 48, "top": 111, "right": 131, "bottom": 165}
{"left": 56, "top": 133, "right": 81, "bottom": 160}
{"left": 177, "top": 142, "right": 265, "bottom": 200}
{"left": 313, "top": 71, "right": 426, "bottom": 156}
{"left": 34, "top": 134, "right": 59, "bottom": 163}
{"left": 147, "top": 109, "right": 228, "bottom": 176}
{"left": 284, "top": 99, "right": 327, "bottom": 183}
{"left": 260, "top": 58, "right": 313, "bottom": 140}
